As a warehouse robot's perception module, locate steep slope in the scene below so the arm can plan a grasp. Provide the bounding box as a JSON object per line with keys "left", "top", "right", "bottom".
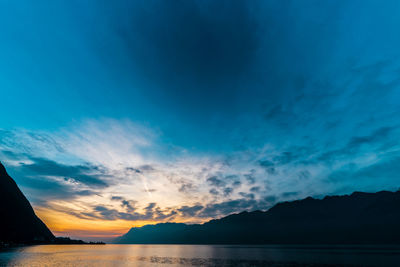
{"left": 0, "top": 162, "right": 54, "bottom": 243}
{"left": 116, "top": 190, "right": 400, "bottom": 244}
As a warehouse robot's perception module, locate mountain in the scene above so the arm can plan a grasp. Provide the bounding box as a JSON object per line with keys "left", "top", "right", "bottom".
{"left": 0, "top": 162, "right": 55, "bottom": 243}
{"left": 115, "top": 190, "right": 400, "bottom": 244}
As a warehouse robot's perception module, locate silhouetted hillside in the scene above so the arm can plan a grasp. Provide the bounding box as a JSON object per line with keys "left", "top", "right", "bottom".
{"left": 0, "top": 162, "right": 54, "bottom": 243}
{"left": 115, "top": 190, "right": 400, "bottom": 244}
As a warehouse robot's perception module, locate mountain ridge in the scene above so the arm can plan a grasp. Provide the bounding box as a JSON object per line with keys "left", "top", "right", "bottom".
{"left": 0, "top": 162, "right": 55, "bottom": 243}
{"left": 115, "top": 189, "right": 400, "bottom": 244}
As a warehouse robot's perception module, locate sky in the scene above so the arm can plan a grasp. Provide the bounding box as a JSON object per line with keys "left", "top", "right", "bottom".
{"left": 0, "top": 0, "right": 400, "bottom": 242}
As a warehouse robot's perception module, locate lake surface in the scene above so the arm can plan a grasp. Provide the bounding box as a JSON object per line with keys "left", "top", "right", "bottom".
{"left": 1, "top": 244, "right": 400, "bottom": 266}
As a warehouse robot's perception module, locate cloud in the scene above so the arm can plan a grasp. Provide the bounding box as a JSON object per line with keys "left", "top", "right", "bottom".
{"left": 178, "top": 183, "right": 196, "bottom": 194}
{"left": 250, "top": 186, "right": 261, "bottom": 193}
{"left": 232, "top": 180, "right": 242, "bottom": 187}
{"left": 259, "top": 160, "right": 274, "bottom": 168}
{"left": 83, "top": 202, "right": 177, "bottom": 221}
{"left": 198, "top": 198, "right": 266, "bottom": 218}
{"left": 209, "top": 188, "right": 219, "bottom": 196}
{"left": 223, "top": 187, "right": 233, "bottom": 197}
{"left": 348, "top": 126, "right": 395, "bottom": 150}
{"left": 0, "top": 150, "right": 21, "bottom": 160}
{"left": 0, "top": 150, "right": 102, "bottom": 204}
{"left": 206, "top": 176, "right": 226, "bottom": 188}
{"left": 244, "top": 172, "right": 256, "bottom": 185}
{"left": 10, "top": 172, "right": 99, "bottom": 205}
{"left": 239, "top": 192, "right": 255, "bottom": 200}
{"left": 121, "top": 200, "right": 137, "bottom": 213}
{"left": 19, "top": 157, "right": 109, "bottom": 188}
{"left": 178, "top": 205, "right": 204, "bottom": 217}
{"left": 327, "top": 154, "right": 400, "bottom": 193}
{"left": 125, "top": 167, "right": 141, "bottom": 174}
{"left": 110, "top": 196, "right": 138, "bottom": 213}
{"left": 318, "top": 126, "right": 398, "bottom": 162}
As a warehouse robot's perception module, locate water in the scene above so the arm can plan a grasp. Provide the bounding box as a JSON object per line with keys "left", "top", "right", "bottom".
{"left": 0, "top": 244, "right": 400, "bottom": 266}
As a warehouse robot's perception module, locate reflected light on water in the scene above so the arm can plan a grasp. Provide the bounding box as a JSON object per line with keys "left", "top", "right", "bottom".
{"left": 1, "top": 244, "right": 400, "bottom": 267}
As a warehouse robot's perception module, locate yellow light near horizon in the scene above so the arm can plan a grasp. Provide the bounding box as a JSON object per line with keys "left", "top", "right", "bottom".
{"left": 35, "top": 207, "right": 157, "bottom": 239}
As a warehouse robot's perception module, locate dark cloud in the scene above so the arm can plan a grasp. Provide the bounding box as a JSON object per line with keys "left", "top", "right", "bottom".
{"left": 126, "top": 165, "right": 156, "bottom": 174}
{"left": 347, "top": 126, "right": 395, "bottom": 150}
{"left": 121, "top": 200, "right": 136, "bottom": 212}
{"left": 117, "top": 197, "right": 273, "bottom": 221}
{"left": 223, "top": 187, "right": 233, "bottom": 197}
{"left": 259, "top": 160, "right": 277, "bottom": 175}
{"left": 166, "top": 176, "right": 199, "bottom": 194}
{"left": 232, "top": 180, "right": 242, "bottom": 187}
{"left": 85, "top": 202, "right": 177, "bottom": 221}
{"left": 145, "top": 203, "right": 178, "bottom": 220}
{"left": 178, "top": 205, "right": 204, "bottom": 217}
{"left": 198, "top": 198, "right": 268, "bottom": 218}
{"left": 250, "top": 186, "right": 261, "bottom": 193}
{"left": 92, "top": 197, "right": 272, "bottom": 221}
{"left": 13, "top": 173, "right": 98, "bottom": 205}
{"left": 0, "top": 150, "right": 20, "bottom": 160}
{"left": 177, "top": 182, "right": 197, "bottom": 194}
{"left": 225, "top": 175, "right": 239, "bottom": 181}
{"left": 244, "top": 172, "right": 256, "bottom": 185}
{"left": 209, "top": 188, "right": 219, "bottom": 196}
{"left": 111, "top": 196, "right": 137, "bottom": 212}
{"left": 259, "top": 160, "right": 274, "bottom": 168}
{"left": 137, "top": 165, "right": 156, "bottom": 172}
{"left": 239, "top": 192, "right": 255, "bottom": 200}
{"left": 206, "top": 176, "right": 226, "bottom": 188}
{"left": 125, "top": 167, "right": 141, "bottom": 174}
{"left": 318, "top": 126, "right": 397, "bottom": 162}
{"left": 224, "top": 174, "right": 243, "bottom": 188}
{"left": 0, "top": 154, "right": 101, "bottom": 204}
{"left": 19, "top": 157, "right": 108, "bottom": 188}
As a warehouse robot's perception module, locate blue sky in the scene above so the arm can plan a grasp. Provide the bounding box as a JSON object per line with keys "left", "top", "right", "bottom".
{"left": 0, "top": 0, "right": 400, "bottom": 240}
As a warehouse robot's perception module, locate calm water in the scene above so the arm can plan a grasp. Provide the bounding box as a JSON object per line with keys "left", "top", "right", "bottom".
{"left": 0, "top": 244, "right": 400, "bottom": 267}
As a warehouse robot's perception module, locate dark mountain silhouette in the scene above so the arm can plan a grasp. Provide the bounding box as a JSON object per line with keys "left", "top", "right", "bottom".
{"left": 115, "top": 190, "right": 400, "bottom": 244}
{"left": 0, "top": 162, "right": 54, "bottom": 243}
{"left": 0, "top": 162, "right": 105, "bottom": 246}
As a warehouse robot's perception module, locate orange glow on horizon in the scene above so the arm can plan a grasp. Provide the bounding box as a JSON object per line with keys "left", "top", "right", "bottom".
{"left": 35, "top": 207, "right": 157, "bottom": 239}
{"left": 35, "top": 206, "right": 208, "bottom": 240}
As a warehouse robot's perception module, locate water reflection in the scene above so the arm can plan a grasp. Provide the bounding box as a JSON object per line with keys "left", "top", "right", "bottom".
{"left": 0, "top": 244, "right": 400, "bottom": 266}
